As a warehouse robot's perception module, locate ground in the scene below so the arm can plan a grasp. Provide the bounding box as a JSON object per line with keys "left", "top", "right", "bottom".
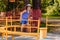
{"left": 0, "top": 33, "right": 60, "bottom": 40}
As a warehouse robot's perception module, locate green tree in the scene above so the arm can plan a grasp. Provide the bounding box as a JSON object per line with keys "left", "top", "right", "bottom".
{"left": 42, "top": 0, "right": 60, "bottom": 16}
{"left": 0, "top": 0, "right": 6, "bottom": 12}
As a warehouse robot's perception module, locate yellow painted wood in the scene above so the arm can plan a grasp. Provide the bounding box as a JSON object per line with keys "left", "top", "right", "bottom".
{"left": 48, "top": 20, "right": 60, "bottom": 22}
{"left": 27, "top": 19, "right": 30, "bottom": 32}
{"left": 5, "top": 33, "right": 8, "bottom": 40}
{"left": 10, "top": 27, "right": 12, "bottom": 31}
{"left": 37, "top": 19, "right": 40, "bottom": 33}
{"left": 0, "top": 17, "right": 42, "bottom": 40}
{"left": 21, "top": 25, "right": 23, "bottom": 32}
{"left": 0, "top": 19, "right": 6, "bottom": 20}
{"left": 48, "top": 24, "right": 60, "bottom": 26}
{"left": 36, "top": 35, "right": 39, "bottom": 40}
{"left": 2, "top": 33, "right": 4, "bottom": 40}
{"left": 12, "top": 35, "right": 14, "bottom": 40}
{"left": 14, "top": 27, "right": 16, "bottom": 32}
{"left": 11, "top": 16, "right": 12, "bottom": 26}
{"left": 6, "top": 17, "right": 8, "bottom": 40}
{"left": 40, "top": 28, "right": 47, "bottom": 38}
{"left": 46, "top": 16, "right": 60, "bottom": 27}
{"left": 46, "top": 16, "right": 48, "bottom": 28}
{"left": 7, "top": 25, "right": 38, "bottom": 28}
{"left": 11, "top": 17, "right": 13, "bottom": 31}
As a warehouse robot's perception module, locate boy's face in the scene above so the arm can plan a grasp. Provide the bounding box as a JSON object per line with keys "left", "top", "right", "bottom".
{"left": 27, "top": 6, "right": 31, "bottom": 11}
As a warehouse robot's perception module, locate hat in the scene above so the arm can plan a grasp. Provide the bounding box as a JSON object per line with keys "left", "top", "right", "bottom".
{"left": 26, "top": 4, "right": 32, "bottom": 7}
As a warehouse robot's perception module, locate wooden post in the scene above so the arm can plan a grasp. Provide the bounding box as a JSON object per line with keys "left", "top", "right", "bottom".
{"left": 30, "top": 20, "right": 31, "bottom": 33}
{"left": 37, "top": 19, "right": 40, "bottom": 33}
{"left": 11, "top": 16, "right": 12, "bottom": 26}
{"left": 40, "top": 28, "right": 47, "bottom": 39}
{"left": 21, "top": 25, "right": 23, "bottom": 32}
{"left": 14, "top": 26, "right": 16, "bottom": 32}
{"left": 37, "top": 19, "right": 40, "bottom": 40}
{"left": 27, "top": 19, "right": 31, "bottom": 32}
{"left": 6, "top": 17, "right": 8, "bottom": 40}
{"left": 11, "top": 16, "right": 12, "bottom": 31}
{"left": 11, "top": 16, "right": 14, "bottom": 40}
{"left": 36, "top": 35, "right": 39, "bottom": 40}
{"left": 12, "top": 35, "right": 14, "bottom": 40}
{"left": 46, "top": 16, "right": 48, "bottom": 28}
{"left": 2, "top": 33, "right": 4, "bottom": 40}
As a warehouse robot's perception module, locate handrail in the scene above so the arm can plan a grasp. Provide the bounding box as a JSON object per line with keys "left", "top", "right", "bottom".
{"left": 46, "top": 16, "right": 60, "bottom": 27}
{"left": 0, "top": 16, "right": 40, "bottom": 40}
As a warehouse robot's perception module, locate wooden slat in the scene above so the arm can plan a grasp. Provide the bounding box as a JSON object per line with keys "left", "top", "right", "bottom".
{"left": 0, "top": 19, "right": 6, "bottom": 20}
{"left": 48, "top": 24, "right": 60, "bottom": 26}
{"left": 48, "top": 20, "right": 60, "bottom": 22}
{"left": 8, "top": 25, "right": 38, "bottom": 28}
{"left": 8, "top": 25, "right": 20, "bottom": 27}
{"left": 0, "top": 17, "right": 40, "bottom": 40}
{"left": 28, "top": 20, "right": 38, "bottom": 21}
{"left": 46, "top": 16, "right": 60, "bottom": 27}
{"left": 0, "top": 28, "right": 39, "bottom": 36}
{"left": 48, "top": 17, "right": 60, "bottom": 18}
{"left": 0, "top": 25, "right": 5, "bottom": 27}
{"left": 0, "top": 27, "right": 6, "bottom": 29}
{"left": 12, "top": 19, "right": 20, "bottom": 21}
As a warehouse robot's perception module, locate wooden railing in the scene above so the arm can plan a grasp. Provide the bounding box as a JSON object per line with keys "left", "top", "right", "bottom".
{"left": 46, "top": 16, "right": 60, "bottom": 27}
{"left": 0, "top": 16, "right": 40, "bottom": 40}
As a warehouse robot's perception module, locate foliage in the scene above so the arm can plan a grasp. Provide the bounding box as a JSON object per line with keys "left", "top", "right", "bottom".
{"left": 6, "top": 0, "right": 24, "bottom": 11}
{"left": 18, "top": 1, "right": 24, "bottom": 8}
{"left": 1, "top": 0, "right": 60, "bottom": 16}
{"left": 40, "top": 22, "right": 46, "bottom": 28}
{"left": 0, "top": 0, "right": 6, "bottom": 12}
{"left": 42, "top": 0, "right": 60, "bottom": 16}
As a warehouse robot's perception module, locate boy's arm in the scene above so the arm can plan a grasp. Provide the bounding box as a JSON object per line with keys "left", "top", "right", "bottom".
{"left": 28, "top": 11, "right": 33, "bottom": 20}
{"left": 20, "top": 10, "right": 26, "bottom": 20}
{"left": 20, "top": 12, "right": 22, "bottom": 21}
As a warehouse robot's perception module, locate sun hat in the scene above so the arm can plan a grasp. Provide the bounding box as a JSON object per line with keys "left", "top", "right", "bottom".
{"left": 26, "top": 4, "right": 32, "bottom": 7}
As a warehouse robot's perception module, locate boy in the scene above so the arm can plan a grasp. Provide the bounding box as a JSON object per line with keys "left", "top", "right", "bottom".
{"left": 20, "top": 4, "right": 32, "bottom": 32}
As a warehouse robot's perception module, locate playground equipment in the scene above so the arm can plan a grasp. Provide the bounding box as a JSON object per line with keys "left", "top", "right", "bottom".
{"left": 0, "top": 16, "right": 41, "bottom": 40}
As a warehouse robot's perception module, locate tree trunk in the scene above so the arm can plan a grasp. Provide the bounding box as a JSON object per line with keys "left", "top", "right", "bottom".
{"left": 32, "top": 0, "right": 41, "bottom": 20}
{"left": 23, "top": 0, "right": 30, "bottom": 6}
{"left": 32, "top": 0, "right": 41, "bottom": 9}
{"left": 31, "top": 0, "right": 41, "bottom": 31}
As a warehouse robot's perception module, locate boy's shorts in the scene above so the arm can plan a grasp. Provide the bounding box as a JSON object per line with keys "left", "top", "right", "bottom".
{"left": 20, "top": 20, "right": 28, "bottom": 24}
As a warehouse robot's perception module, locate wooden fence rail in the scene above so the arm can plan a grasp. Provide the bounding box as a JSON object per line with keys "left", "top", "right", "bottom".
{"left": 0, "top": 17, "right": 41, "bottom": 40}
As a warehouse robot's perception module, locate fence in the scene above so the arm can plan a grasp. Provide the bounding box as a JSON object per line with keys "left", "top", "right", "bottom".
{"left": 0, "top": 16, "right": 40, "bottom": 40}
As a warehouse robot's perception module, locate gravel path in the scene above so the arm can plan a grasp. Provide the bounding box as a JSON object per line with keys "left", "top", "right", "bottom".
{"left": 46, "top": 33, "right": 60, "bottom": 40}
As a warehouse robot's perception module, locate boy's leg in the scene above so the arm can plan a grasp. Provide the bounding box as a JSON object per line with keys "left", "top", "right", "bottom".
{"left": 21, "top": 24, "right": 25, "bottom": 32}
{"left": 21, "top": 20, "right": 29, "bottom": 32}
{"left": 26, "top": 22, "right": 31, "bottom": 32}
